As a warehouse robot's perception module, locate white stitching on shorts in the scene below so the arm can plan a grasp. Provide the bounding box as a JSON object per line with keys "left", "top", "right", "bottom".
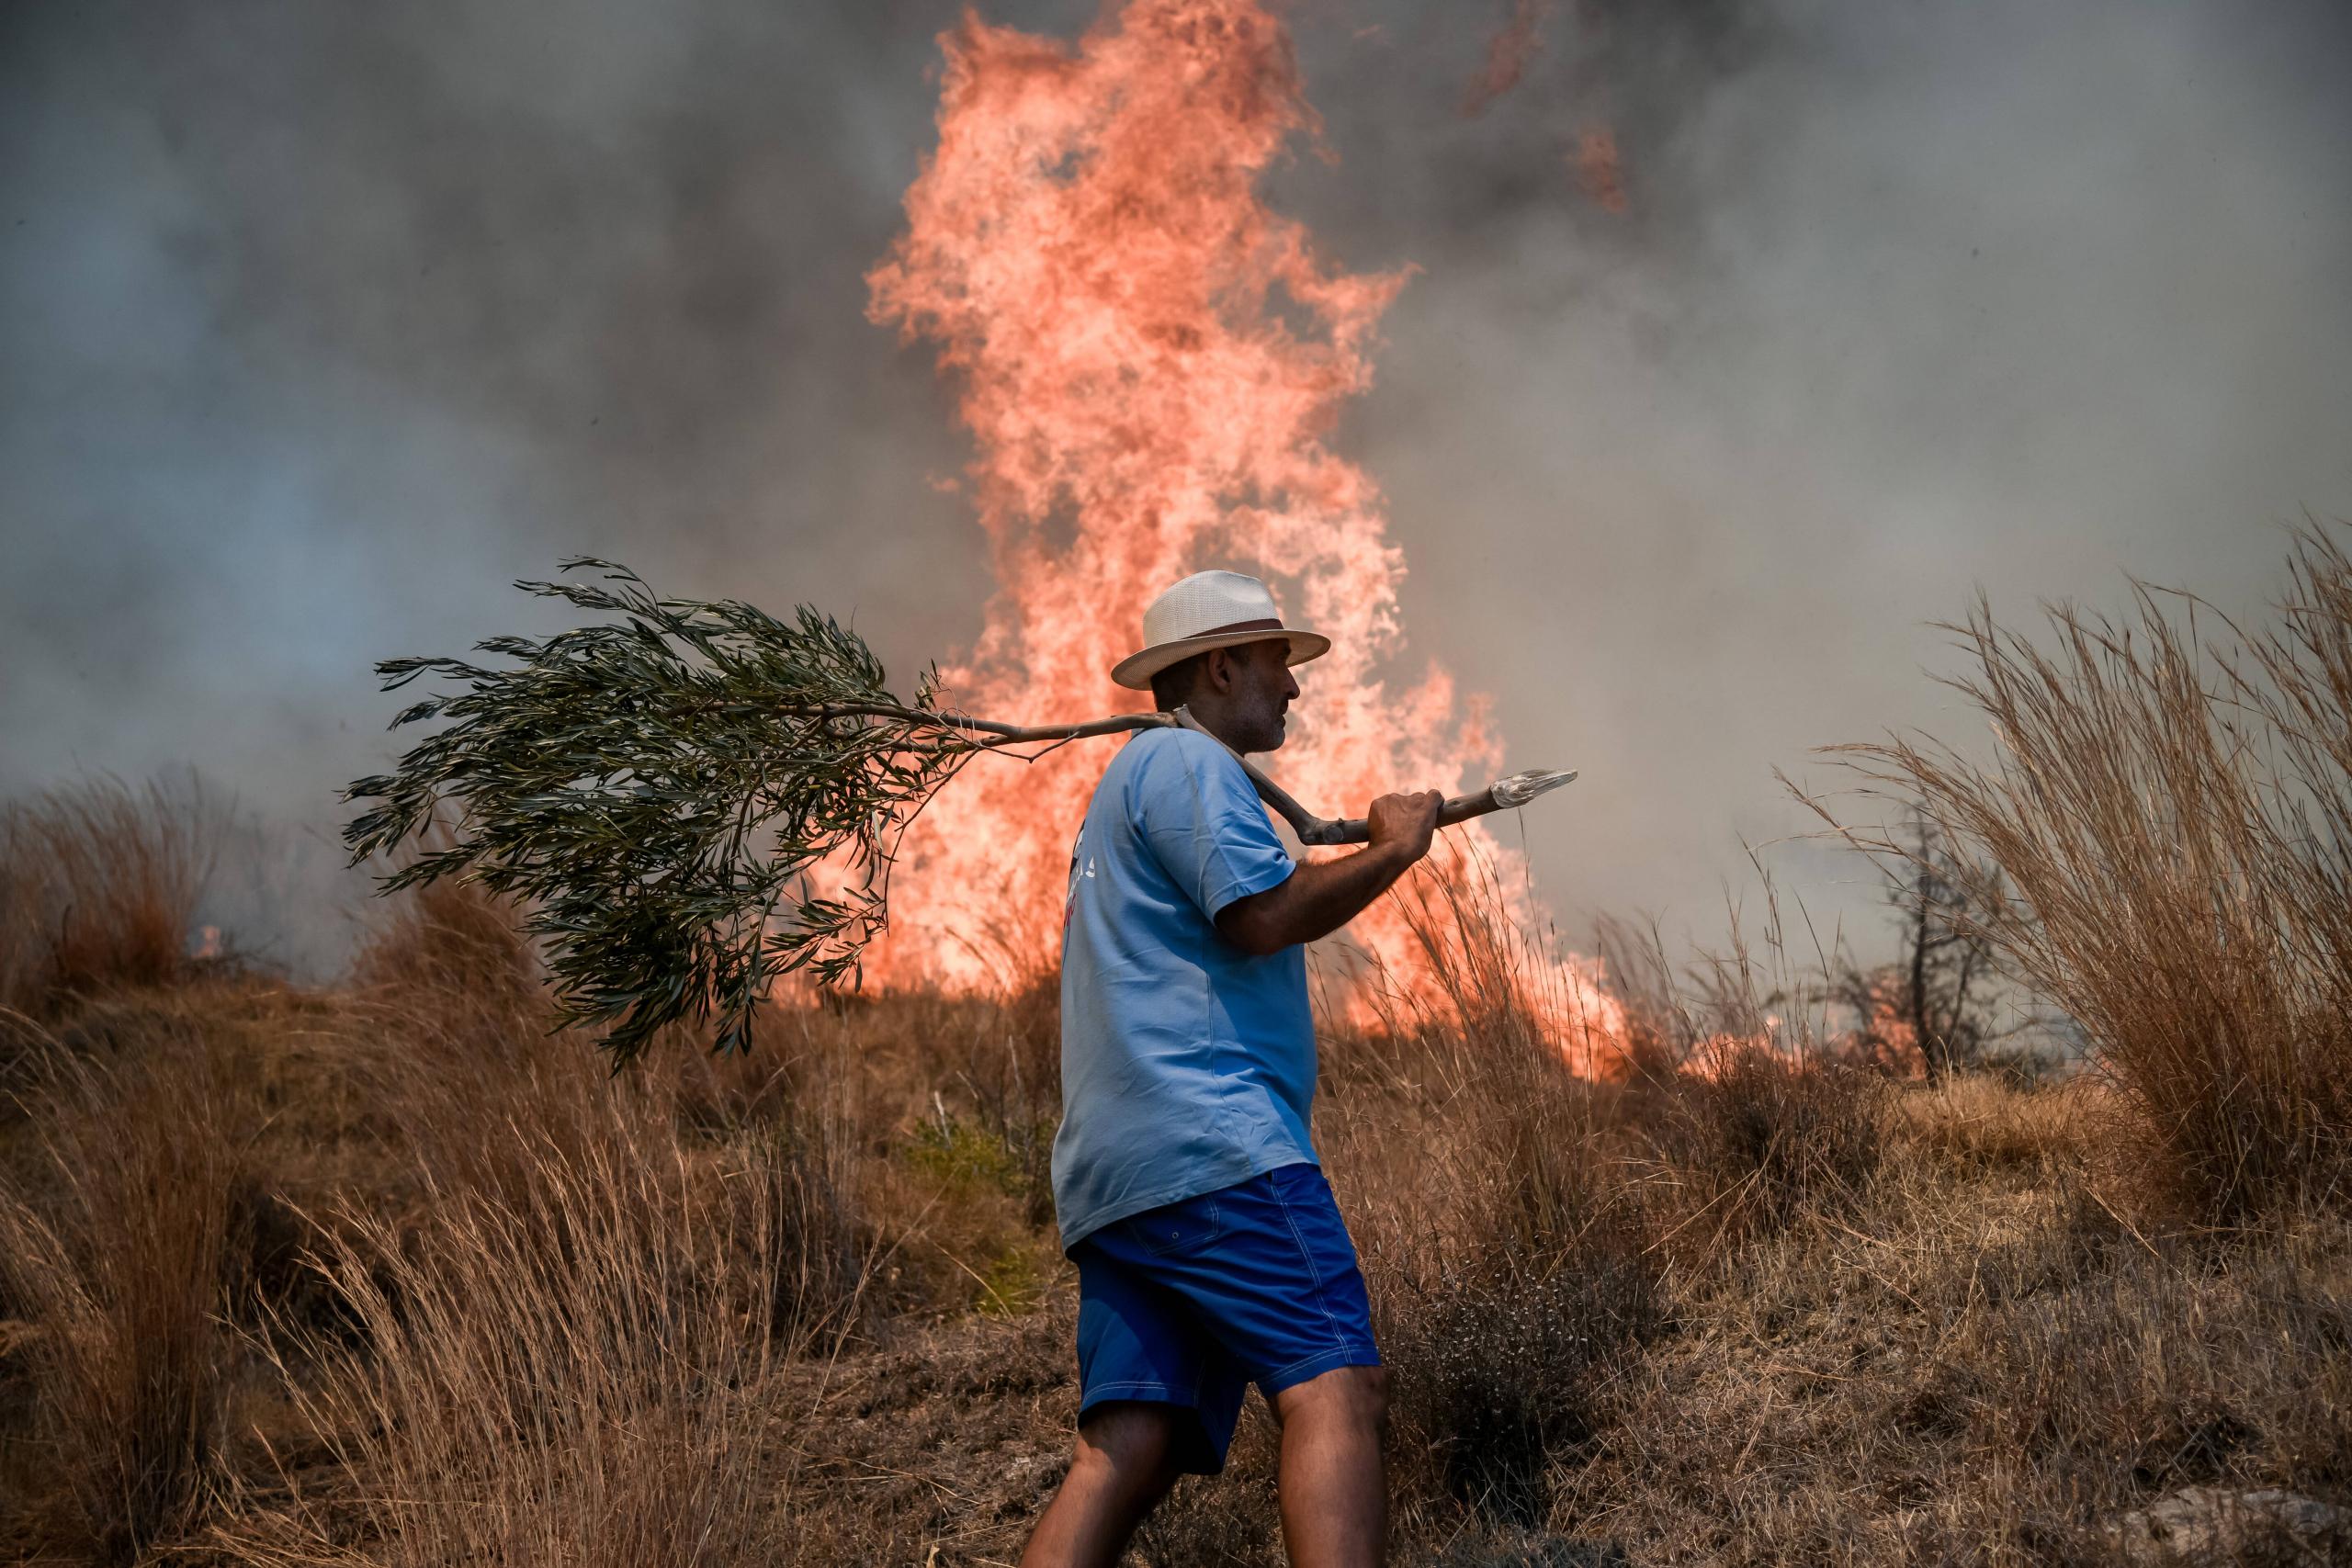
{"left": 1273, "top": 1169, "right": 1350, "bottom": 1350}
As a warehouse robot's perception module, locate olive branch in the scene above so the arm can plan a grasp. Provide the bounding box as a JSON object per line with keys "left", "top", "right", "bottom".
{"left": 346, "top": 559, "right": 988, "bottom": 1061}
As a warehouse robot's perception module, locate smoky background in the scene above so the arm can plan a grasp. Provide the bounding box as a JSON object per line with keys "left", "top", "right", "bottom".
{"left": 3, "top": 0, "right": 2347, "bottom": 976}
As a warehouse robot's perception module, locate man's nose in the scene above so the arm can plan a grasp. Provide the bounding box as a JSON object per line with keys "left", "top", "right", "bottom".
{"left": 1282, "top": 666, "right": 1300, "bottom": 701}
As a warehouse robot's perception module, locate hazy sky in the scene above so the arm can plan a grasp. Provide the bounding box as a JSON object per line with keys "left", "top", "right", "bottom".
{"left": 5, "top": 0, "right": 2348, "bottom": 975}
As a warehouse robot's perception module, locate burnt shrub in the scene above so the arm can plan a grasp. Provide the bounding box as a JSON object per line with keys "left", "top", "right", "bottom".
{"left": 1384, "top": 1235, "right": 1661, "bottom": 1529}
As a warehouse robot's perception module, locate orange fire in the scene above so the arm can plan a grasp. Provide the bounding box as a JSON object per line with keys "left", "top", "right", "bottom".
{"left": 1572, "top": 125, "right": 1628, "bottom": 214}
{"left": 1849, "top": 973, "right": 1927, "bottom": 1077}
{"left": 1464, "top": 0, "right": 1551, "bottom": 117}
{"left": 863, "top": 0, "right": 1623, "bottom": 1073}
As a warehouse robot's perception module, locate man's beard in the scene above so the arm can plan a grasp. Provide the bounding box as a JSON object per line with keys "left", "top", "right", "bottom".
{"left": 1240, "top": 699, "right": 1287, "bottom": 755}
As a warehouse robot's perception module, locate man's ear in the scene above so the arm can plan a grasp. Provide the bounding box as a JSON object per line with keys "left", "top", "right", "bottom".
{"left": 1204, "top": 646, "right": 1238, "bottom": 694}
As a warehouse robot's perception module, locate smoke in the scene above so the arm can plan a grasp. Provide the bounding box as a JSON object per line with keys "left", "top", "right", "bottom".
{"left": 3, "top": 0, "right": 2346, "bottom": 973}
{"left": 1283, "top": 0, "right": 2352, "bottom": 932}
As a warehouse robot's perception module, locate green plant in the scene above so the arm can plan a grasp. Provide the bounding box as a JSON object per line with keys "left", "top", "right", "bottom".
{"left": 908, "top": 1111, "right": 1031, "bottom": 1198}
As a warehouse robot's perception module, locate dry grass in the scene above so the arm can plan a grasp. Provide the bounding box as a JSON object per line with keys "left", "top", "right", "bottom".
{"left": 1328, "top": 1021, "right": 1659, "bottom": 1533}
{"left": 1883, "top": 1069, "right": 2087, "bottom": 1177}
{"left": 1564, "top": 1169, "right": 2352, "bottom": 1565}
{"left": 1, "top": 863, "right": 879, "bottom": 1566}
{"left": 239, "top": 1117, "right": 804, "bottom": 1566}
{"left": 1813, "top": 519, "right": 2352, "bottom": 1223}
{"left": 0, "top": 1024, "right": 256, "bottom": 1563}
{"left": 1635, "top": 1045, "right": 1883, "bottom": 1254}
{"left": 0, "top": 773, "right": 222, "bottom": 1022}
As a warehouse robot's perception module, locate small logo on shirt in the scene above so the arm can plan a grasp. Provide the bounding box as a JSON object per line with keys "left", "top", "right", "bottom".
{"left": 1066, "top": 828, "right": 1095, "bottom": 920}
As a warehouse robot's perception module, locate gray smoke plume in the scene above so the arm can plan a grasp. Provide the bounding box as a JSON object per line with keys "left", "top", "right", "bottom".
{"left": 4, "top": 0, "right": 2347, "bottom": 974}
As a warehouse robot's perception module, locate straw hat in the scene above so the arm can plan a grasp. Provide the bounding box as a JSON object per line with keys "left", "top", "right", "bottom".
{"left": 1110, "top": 570, "right": 1331, "bottom": 691}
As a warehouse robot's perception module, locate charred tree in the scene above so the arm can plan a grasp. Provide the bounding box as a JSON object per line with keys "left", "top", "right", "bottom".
{"left": 1830, "top": 810, "right": 2007, "bottom": 1079}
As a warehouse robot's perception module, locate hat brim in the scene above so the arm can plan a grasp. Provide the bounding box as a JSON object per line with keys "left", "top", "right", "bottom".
{"left": 1110, "top": 628, "right": 1331, "bottom": 692}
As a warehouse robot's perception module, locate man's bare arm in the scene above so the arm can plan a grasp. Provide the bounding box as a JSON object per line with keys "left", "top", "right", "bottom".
{"left": 1214, "top": 789, "right": 1444, "bottom": 957}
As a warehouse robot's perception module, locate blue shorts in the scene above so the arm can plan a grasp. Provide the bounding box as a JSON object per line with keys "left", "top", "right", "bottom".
{"left": 1069, "top": 1160, "right": 1381, "bottom": 1474}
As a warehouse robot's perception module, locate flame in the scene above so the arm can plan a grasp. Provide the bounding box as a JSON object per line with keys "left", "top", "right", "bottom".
{"left": 1681, "top": 992, "right": 1928, "bottom": 1081}
{"left": 1849, "top": 973, "right": 1927, "bottom": 1077}
{"left": 1572, "top": 125, "right": 1628, "bottom": 214}
{"left": 1464, "top": 0, "right": 1552, "bottom": 117}
{"left": 862, "top": 0, "right": 1623, "bottom": 1073}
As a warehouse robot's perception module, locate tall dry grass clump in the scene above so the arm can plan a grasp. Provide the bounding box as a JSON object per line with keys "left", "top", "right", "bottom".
{"left": 1815, "top": 521, "right": 2352, "bottom": 1221}
{"left": 349, "top": 866, "right": 540, "bottom": 1008}
{"left": 340, "top": 875, "right": 869, "bottom": 1329}
{"left": 343, "top": 873, "right": 584, "bottom": 1201}
{"left": 0, "top": 773, "right": 220, "bottom": 1020}
{"left": 214, "top": 874, "right": 875, "bottom": 1563}
{"left": 257, "top": 1122, "right": 804, "bottom": 1566}
{"left": 0, "top": 1028, "right": 254, "bottom": 1562}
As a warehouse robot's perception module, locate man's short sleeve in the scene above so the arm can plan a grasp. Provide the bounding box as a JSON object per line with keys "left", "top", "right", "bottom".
{"left": 1133, "top": 733, "right": 1295, "bottom": 920}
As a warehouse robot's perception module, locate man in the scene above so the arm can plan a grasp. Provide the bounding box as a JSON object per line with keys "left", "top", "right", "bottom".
{"left": 1020, "top": 570, "right": 1444, "bottom": 1568}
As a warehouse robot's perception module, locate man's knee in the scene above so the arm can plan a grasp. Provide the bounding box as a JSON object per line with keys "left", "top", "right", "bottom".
{"left": 1339, "top": 1362, "right": 1389, "bottom": 1424}
{"left": 1072, "top": 1402, "right": 1185, "bottom": 1499}
{"left": 1273, "top": 1362, "right": 1389, "bottom": 1432}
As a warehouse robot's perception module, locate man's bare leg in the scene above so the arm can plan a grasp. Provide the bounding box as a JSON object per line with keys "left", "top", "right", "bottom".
{"left": 1271, "top": 1365, "right": 1389, "bottom": 1568}
{"left": 1019, "top": 1402, "right": 1185, "bottom": 1568}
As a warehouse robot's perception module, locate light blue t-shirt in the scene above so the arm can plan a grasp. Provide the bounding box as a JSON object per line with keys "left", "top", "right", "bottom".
{"left": 1052, "top": 727, "right": 1318, "bottom": 1250}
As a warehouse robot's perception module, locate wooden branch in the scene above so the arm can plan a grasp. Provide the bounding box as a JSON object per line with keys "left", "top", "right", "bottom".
{"left": 777, "top": 700, "right": 1577, "bottom": 847}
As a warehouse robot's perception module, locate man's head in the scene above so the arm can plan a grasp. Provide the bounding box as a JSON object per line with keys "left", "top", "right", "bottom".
{"left": 1148, "top": 637, "right": 1302, "bottom": 753}
{"left": 1112, "top": 570, "right": 1329, "bottom": 753}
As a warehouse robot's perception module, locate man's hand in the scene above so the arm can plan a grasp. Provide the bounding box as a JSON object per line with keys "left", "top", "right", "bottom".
{"left": 1364, "top": 789, "right": 1443, "bottom": 869}
{"left": 1214, "top": 785, "right": 1449, "bottom": 958}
